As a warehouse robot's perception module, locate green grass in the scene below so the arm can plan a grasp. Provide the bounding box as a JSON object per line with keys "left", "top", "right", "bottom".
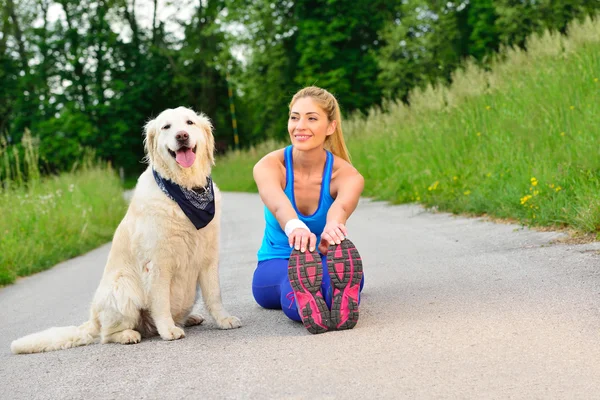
{"left": 0, "top": 135, "right": 127, "bottom": 286}
{"left": 213, "top": 15, "right": 600, "bottom": 236}
{"left": 213, "top": 140, "right": 282, "bottom": 192}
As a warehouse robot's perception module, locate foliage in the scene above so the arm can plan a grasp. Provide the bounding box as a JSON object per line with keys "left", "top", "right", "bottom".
{"left": 0, "top": 129, "right": 126, "bottom": 285}
{"left": 374, "top": 0, "right": 600, "bottom": 101}
{"left": 213, "top": 16, "right": 600, "bottom": 236}
{"left": 1, "top": 0, "right": 599, "bottom": 176}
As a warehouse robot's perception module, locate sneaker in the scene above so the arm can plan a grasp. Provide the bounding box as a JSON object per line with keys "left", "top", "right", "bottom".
{"left": 288, "top": 248, "right": 331, "bottom": 334}
{"left": 327, "top": 238, "right": 363, "bottom": 330}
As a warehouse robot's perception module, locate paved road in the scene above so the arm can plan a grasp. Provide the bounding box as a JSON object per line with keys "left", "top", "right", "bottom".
{"left": 1, "top": 193, "right": 600, "bottom": 399}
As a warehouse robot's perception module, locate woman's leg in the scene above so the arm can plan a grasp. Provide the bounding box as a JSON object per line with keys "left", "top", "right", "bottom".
{"left": 279, "top": 274, "right": 301, "bottom": 322}
{"left": 252, "top": 259, "right": 288, "bottom": 310}
{"left": 321, "top": 254, "right": 365, "bottom": 309}
{"left": 321, "top": 255, "right": 333, "bottom": 309}
{"left": 252, "top": 258, "right": 303, "bottom": 322}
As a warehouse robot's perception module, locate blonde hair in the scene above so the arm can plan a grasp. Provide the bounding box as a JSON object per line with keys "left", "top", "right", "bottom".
{"left": 289, "top": 86, "right": 351, "bottom": 163}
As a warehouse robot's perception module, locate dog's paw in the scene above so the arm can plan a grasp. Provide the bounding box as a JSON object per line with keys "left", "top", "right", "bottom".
{"left": 216, "top": 316, "right": 242, "bottom": 330}
{"left": 120, "top": 330, "right": 142, "bottom": 344}
{"left": 159, "top": 325, "right": 186, "bottom": 341}
{"left": 185, "top": 314, "right": 205, "bottom": 327}
{"left": 105, "top": 329, "right": 141, "bottom": 345}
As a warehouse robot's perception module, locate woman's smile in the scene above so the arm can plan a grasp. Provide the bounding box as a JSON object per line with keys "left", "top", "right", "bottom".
{"left": 294, "top": 134, "right": 312, "bottom": 142}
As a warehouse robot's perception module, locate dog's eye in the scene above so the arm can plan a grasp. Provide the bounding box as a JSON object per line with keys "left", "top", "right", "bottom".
{"left": 162, "top": 124, "right": 171, "bottom": 130}
{"left": 186, "top": 120, "right": 194, "bottom": 125}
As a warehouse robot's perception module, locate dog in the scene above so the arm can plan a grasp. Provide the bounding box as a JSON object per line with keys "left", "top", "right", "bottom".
{"left": 11, "top": 107, "right": 241, "bottom": 354}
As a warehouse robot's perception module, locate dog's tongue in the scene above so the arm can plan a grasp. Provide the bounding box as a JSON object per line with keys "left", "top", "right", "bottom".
{"left": 175, "top": 148, "right": 196, "bottom": 168}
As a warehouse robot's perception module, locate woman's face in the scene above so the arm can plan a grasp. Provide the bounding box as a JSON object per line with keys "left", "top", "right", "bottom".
{"left": 288, "top": 97, "right": 336, "bottom": 150}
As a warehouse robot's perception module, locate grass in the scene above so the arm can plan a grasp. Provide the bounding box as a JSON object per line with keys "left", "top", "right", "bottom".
{"left": 0, "top": 133, "right": 127, "bottom": 286}
{"left": 213, "top": 140, "right": 282, "bottom": 192}
{"left": 2, "top": 17, "right": 596, "bottom": 286}
{"left": 212, "top": 15, "right": 600, "bottom": 237}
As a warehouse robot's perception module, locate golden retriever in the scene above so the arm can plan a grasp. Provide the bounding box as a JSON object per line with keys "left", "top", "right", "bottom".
{"left": 11, "top": 107, "right": 241, "bottom": 354}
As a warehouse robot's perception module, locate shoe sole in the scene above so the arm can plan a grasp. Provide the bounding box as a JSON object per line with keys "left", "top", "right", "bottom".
{"left": 327, "top": 239, "right": 362, "bottom": 330}
{"left": 288, "top": 249, "right": 331, "bottom": 334}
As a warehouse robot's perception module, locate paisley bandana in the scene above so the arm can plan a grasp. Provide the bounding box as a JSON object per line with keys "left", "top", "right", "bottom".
{"left": 152, "top": 169, "right": 215, "bottom": 230}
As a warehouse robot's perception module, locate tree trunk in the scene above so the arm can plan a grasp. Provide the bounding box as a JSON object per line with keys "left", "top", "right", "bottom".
{"left": 152, "top": 0, "right": 158, "bottom": 44}
{"left": 0, "top": 7, "right": 9, "bottom": 53}
{"left": 5, "top": 0, "right": 29, "bottom": 73}
{"left": 38, "top": 0, "right": 51, "bottom": 116}
{"left": 94, "top": 0, "right": 106, "bottom": 106}
{"left": 123, "top": 0, "right": 140, "bottom": 51}
{"left": 58, "top": 0, "right": 90, "bottom": 112}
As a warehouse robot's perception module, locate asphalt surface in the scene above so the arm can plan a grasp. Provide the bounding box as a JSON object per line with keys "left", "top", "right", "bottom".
{"left": 1, "top": 192, "right": 600, "bottom": 399}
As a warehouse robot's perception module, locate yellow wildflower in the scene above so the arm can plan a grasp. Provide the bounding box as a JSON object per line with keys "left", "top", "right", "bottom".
{"left": 428, "top": 181, "right": 439, "bottom": 191}
{"left": 520, "top": 194, "right": 532, "bottom": 205}
{"left": 570, "top": 105, "right": 575, "bottom": 110}
{"left": 453, "top": 176, "right": 458, "bottom": 181}
{"left": 595, "top": 78, "right": 599, "bottom": 82}
{"left": 464, "top": 190, "right": 471, "bottom": 196}
{"left": 486, "top": 106, "right": 491, "bottom": 110}
{"left": 530, "top": 177, "right": 538, "bottom": 186}
{"left": 555, "top": 186, "right": 562, "bottom": 192}
{"left": 560, "top": 132, "right": 565, "bottom": 137}
{"left": 486, "top": 172, "right": 492, "bottom": 178}
{"left": 476, "top": 132, "right": 482, "bottom": 137}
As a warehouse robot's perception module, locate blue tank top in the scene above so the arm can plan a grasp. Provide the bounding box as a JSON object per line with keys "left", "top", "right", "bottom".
{"left": 257, "top": 145, "right": 335, "bottom": 261}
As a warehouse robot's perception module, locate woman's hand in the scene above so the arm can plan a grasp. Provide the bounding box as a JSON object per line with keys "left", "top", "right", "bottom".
{"left": 289, "top": 228, "right": 317, "bottom": 253}
{"left": 319, "top": 222, "right": 348, "bottom": 254}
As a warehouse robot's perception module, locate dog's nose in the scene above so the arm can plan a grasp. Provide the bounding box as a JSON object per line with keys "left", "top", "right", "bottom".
{"left": 175, "top": 131, "right": 189, "bottom": 142}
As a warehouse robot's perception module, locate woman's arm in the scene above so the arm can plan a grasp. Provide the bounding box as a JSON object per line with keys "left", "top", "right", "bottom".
{"left": 253, "top": 152, "right": 317, "bottom": 252}
{"left": 320, "top": 164, "right": 364, "bottom": 252}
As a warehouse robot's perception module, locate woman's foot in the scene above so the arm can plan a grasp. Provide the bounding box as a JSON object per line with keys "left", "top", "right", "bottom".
{"left": 288, "top": 249, "right": 331, "bottom": 334}
{"left": 327, "top": 239, "right": 363, "bottom": 330}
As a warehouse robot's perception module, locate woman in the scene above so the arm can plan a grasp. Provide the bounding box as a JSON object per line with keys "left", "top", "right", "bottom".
{"left": 252, "top": 86, "right": 365, "bottom": 334}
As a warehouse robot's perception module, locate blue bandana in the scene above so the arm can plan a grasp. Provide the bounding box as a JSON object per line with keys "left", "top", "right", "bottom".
{"left": 152, "top": 169, "right": 215, "bottom": 230}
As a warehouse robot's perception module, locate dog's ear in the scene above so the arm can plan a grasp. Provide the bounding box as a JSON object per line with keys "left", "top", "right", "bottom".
{"left": 143, "top": 118, "right": 158, "bottom": 164}
{"left": 197, "top": 113, "right": 215, "bottom": 166}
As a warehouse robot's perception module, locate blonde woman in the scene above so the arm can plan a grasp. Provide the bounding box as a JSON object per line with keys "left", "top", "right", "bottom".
{"left": 252, "top": 86, "right": 365, "bottom": 334}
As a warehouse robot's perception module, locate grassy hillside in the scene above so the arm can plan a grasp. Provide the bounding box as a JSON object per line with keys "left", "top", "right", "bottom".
{"left": 213, "top": 16, "right": 600, "bottom": 237}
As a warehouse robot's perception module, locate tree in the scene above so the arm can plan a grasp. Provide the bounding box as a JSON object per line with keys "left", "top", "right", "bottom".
{"left": 223, "top": 0, "right": 299, "bottom": 142}
{"left": 375, "top": 0, "right": 469, "bottom": 102}
{"left": 172, "top": 0, "right": 235, "bottom": 151}
{"left": 494, "top": 0, "right": 600, "bottom": 49}
{"left": 467, "top": 0, "right": 499, "bottom": 61}
{"left": 225, "top": 0, "right": 396, "bottom": 142}
{"left": 374, "top": 0, "right": 600, "bottom": 103}
{"left": 293, "top": 0, "right": 395, "bottom": 113}
{"left": 2, "top": 0, "right": 600, "bottom": 176}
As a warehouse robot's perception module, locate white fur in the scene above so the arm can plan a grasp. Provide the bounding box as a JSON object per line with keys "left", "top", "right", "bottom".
{"left": 11, "top": 107, "right": 241, "bottom": 355}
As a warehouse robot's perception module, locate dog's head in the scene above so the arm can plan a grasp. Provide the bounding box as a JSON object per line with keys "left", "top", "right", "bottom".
{"left": 144, "top": 107, "right": 215, "bottom": 187}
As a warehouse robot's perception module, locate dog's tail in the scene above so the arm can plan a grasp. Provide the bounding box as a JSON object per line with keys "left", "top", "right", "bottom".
{"left": 11, "top": 315, "right": 101, "bottom": 355}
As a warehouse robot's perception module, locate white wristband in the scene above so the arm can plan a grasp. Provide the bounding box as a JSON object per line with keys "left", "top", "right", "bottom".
{"left": 284, "top": 219, "right": 310, "bottom": 237}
